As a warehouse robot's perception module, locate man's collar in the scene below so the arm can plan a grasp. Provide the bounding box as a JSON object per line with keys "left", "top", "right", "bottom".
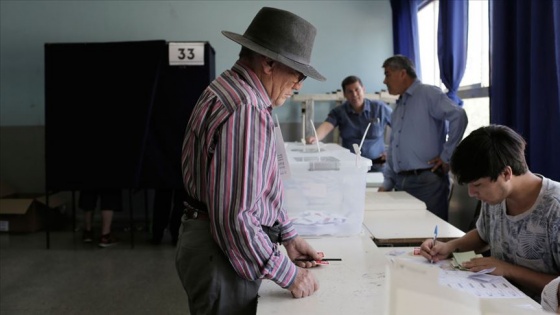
{"left": 404, "top": 79, "right": 421, "bottom": 96}
{"left": 345, "top": 100, "right": 370, "bottom": 114}
{"left": 231, "top": 61, "right": 272, "bottom": 108}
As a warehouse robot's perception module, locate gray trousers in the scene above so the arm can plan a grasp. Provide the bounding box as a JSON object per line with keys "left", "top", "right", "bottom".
{"left": 175, "top": 216, "right": 261, "bottom": 315}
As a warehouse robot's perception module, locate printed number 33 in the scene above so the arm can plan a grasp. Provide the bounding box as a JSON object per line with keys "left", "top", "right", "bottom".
{"left": 178, "top": 48, "right": 195, "bottom": 60}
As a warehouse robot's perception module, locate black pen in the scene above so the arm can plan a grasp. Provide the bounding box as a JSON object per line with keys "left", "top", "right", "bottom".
{"left": 295, "top": 258, "right": 342, "bottom": 262}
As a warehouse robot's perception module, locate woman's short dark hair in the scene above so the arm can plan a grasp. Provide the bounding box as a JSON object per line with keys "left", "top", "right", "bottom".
{"left": 382, "top": 55, "right": 417, "bottom": 79}
{"left": 451, "top": 125, "right": 528, "bottom": 185}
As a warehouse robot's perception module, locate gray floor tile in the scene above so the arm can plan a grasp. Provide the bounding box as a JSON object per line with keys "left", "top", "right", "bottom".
{"left": 0, "top": 231, "right": 188, "bottom": 314}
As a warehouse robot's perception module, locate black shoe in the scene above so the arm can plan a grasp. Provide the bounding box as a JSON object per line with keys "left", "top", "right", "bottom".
{"left": 82, "top": 230, "right": 93, "bottom": 243}
{"left": 98, "top": 233, "right": 118, "bottom": 248}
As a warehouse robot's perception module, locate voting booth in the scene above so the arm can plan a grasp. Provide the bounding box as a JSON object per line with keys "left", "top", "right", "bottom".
{"left": 282, "top": 142, "right": 371, "bottom": 236}
{"left": 45, "top": 40, "right": 215, "bottom": 191}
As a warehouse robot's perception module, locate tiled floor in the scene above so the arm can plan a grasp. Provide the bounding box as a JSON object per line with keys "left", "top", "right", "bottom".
{"left": 0, "top": 229, "right": 189, "bottom": 314}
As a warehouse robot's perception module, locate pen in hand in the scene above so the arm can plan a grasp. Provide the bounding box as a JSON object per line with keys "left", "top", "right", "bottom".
{"left": 295, "top": 258, "right": 342, "bottom": 262}
{"left": 431, "top": 225, "right": 438, "bottom": 264}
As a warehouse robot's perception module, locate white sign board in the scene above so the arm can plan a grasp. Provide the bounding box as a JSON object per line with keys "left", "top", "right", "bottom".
{"left": 168, "top": 42, "right": 205, "bottom": 66}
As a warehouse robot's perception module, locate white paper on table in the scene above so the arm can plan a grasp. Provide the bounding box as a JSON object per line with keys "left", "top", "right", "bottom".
{"left": 385, "top": 259, "right": 481, "bottom": 315}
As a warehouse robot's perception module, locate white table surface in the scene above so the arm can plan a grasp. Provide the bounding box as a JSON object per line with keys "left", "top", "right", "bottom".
{"left": 362, "top": 209, "right": 465, "bottom": 246}
{"left": 257, "top": 236, "right": 543, "bottom": 314}
{"left": 365, "top": 189, "right": 426, "bottom": 211}
{"left": 375, "top": 247, "right": 544, "bottom": 313}
{"left": 257, "top": 233, "right": 387, "bottom": 314}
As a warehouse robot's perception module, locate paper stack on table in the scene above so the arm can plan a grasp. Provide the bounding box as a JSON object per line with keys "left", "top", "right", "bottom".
{"left": 451, "top": 251, "right": 482, "bottom": 270}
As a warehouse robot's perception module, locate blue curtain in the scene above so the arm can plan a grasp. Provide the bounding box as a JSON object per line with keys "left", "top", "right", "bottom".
{"left": 438, "top": 0, "right": 468, "bottom": 106}
{"left": 390, "top": 0, "right": 422, "bottom": 79}
{"left": 490, "top": 0, "right": 560, "bottom": 181}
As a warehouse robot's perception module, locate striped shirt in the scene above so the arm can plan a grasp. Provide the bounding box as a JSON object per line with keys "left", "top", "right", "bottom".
{"left": 181, "top": 61, "right": 298, "bottom": 288}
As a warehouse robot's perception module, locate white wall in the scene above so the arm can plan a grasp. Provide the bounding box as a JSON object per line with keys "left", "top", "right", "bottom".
{"left": 0, "top": 0, "right": 393, "bottom": 126}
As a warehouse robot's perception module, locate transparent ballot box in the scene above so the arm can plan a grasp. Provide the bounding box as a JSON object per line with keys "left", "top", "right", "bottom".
{"left": 283, "top": 144, "right": 371, "bottom": 236}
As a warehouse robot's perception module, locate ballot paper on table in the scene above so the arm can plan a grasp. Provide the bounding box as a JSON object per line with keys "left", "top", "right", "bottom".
{"left": 467, "top": 267, "right": 500, "bottom": 283}
{"left": 451, "top": 252, "right": 502, "bottom": 282}
{"left": 385, "top": 259, "right": 546, "bottom": 315}
{"left": 385, "top": 259, "right": 481, "bottom": 315}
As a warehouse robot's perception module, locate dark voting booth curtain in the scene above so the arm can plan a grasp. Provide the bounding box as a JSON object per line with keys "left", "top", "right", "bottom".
{"left": 490, "top": 0, "right": 560, "bottom": 181}
{"left": 45, "top": 40, "right": 215, "bottom": 191}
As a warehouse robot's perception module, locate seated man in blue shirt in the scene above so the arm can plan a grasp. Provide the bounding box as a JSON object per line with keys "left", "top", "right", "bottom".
{"left": 306, "top": 75, "right": 392, "bottom": 172}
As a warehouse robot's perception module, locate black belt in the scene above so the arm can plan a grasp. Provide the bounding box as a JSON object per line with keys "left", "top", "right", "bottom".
{"left": 183, "top": 194, "right": 210, "bottom": 220}
{"left": 371, "top": 156, "right": 386, "bottom": 164}
{"left": 184, "top": 208, "right": 209, "bottom": 220}
{"left": 398, "top": 168, "right": 432, "bottom": 176}
{"left": 262, "top": 222, "right": 282, "bottom": 244}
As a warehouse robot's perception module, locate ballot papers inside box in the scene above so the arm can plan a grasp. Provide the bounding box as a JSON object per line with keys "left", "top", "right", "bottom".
{"left": 282, "top": 148, "right": 371, "bottom": 236}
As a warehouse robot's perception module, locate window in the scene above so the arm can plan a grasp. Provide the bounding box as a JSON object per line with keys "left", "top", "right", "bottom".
{"left": 418, "top": 0, "right": 490, "bottom": 137}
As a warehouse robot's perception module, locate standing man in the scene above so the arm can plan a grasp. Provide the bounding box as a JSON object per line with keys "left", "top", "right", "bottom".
{"left": 177, "top": 7, "right": 326, "bottom": 315}
{"left": 420, "top": 125, "right": 560, "bottom": 301}
{"left": 306, "top": 75, "right": 392, "bottom": 172}
{"left": 379, "top": 55, "right": 468, "bottom": 221}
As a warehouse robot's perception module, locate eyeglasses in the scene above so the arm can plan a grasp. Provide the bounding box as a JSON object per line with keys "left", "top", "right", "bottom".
{"left": 296, "top": 72, "right": 307, "bottom": 84}
{"left": 277, "top": 61, "right": 306, "bottom": 84}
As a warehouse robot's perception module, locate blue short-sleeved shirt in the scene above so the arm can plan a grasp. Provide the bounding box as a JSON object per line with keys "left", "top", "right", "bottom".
{"left": 325, "top": 99, "right": 392, "bottom": 160}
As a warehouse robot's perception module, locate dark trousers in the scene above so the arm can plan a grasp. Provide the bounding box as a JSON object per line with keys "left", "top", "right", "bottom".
{"left": 176, "top": 218, "right": 261, "bottom": 315}
{"left": 151, "top": 189, "right": 184, "bottom": 242}
{"left": 395, "top": 170, "right": 450, "bottom": 221}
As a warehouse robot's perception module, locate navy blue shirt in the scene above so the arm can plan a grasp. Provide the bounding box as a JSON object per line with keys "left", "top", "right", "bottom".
{"left": 325, "top": 99, "right": 392, "bottom": 161}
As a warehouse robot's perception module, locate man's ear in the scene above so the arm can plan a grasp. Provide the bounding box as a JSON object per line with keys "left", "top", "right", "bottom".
{"left": 503, "top": 166, "right": 513, "bottom": 181}
{"left": 261, "top": 57, "right": 275, "bottom": 75}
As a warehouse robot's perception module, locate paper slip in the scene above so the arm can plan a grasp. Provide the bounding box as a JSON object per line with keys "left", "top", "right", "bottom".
{"left": 274, "top": 124, "right": 291, "bottom": 180}
{"left": 452, "top": 251, "right": 482, "bottom": 271}
{"left": 468, "top": 267, "right": 498, "bottom": 282}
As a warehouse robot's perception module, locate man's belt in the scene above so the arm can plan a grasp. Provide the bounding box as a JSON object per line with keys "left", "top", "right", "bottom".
{"left": 184, "top": 207, "right": 209, "bottom": 220}
{"left": 397, "top": 168, "right": 432, "bottom": 176}
{"left": 183, "top": 194, "right": 210, "bottom": 220}
{"left": 371, "top": 156, "right": 386, "bottom": 164}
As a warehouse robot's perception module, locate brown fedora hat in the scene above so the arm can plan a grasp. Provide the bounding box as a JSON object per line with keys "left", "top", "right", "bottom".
{"left": 222, "top": 7, "right": 326, "bottom": 81}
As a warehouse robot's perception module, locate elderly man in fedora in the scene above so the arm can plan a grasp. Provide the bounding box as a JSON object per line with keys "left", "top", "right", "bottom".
{"left": 176, "top": 7, "right": 326, "bottom": 315}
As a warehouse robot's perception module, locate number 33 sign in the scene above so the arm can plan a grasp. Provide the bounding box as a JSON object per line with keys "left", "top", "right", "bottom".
{"left": 168, "top": 42, "right": 205, "bottom": 66}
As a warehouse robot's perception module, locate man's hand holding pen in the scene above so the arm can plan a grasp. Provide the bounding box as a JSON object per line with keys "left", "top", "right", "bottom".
{"left": 419, "top": 237, "right": 453, "bottom": 263}
{"left": 284, "top": 236, "right": 321, "bottom": 298}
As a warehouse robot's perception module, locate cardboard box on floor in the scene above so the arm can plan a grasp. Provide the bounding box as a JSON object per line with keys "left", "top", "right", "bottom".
{"left": 0, "top": 181, "right": 68, "bottom": 233}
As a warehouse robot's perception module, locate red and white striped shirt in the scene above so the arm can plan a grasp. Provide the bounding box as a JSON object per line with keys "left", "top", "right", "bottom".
{"left": 181, "top": 61, "right": 298, "bottom": 288}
